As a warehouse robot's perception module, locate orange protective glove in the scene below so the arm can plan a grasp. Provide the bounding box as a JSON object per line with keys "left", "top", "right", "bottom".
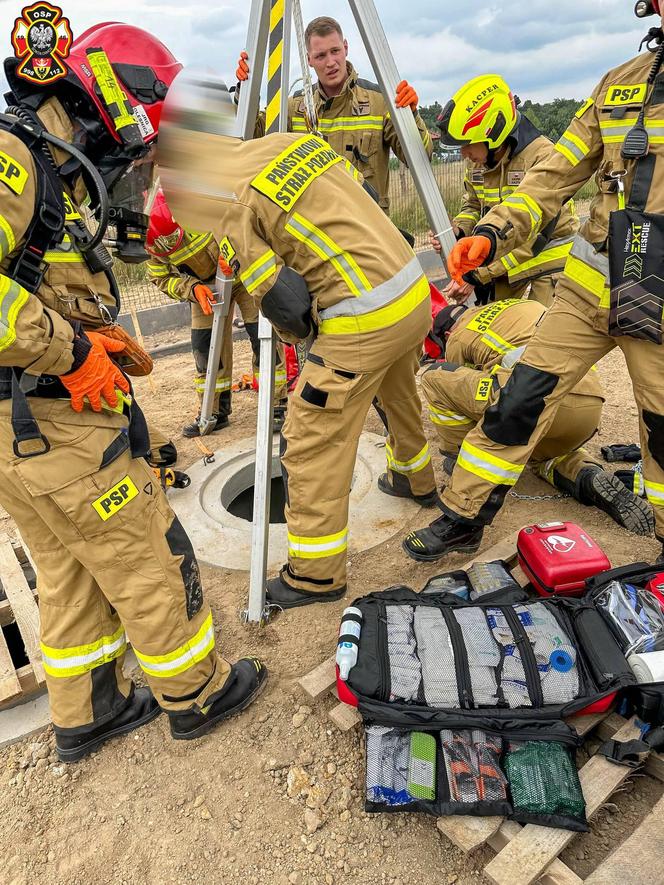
{"left": 395, "top": 80, "right": 419, "bottom": 111}
{"left": 236, "top": 51, "right": 250, "bottom": 82}
{"left": 447, "top": 236, "right": 493, "bottom": 283}
{"left": 61, "top": 331, "right": 130, "bottom": 413}
{"left": 218, "top": 256, "right": 233, "bottom": 278}
{"left": 192, "top": 283, "right": 215, "bottom": 316}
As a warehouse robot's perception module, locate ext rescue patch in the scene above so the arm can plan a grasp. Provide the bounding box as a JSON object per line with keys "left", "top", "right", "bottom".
{"left": 92, "top": 475, "right": 139, "bottom": 521}
{"left": 0, "top": 151, "right": 28, "bottom": 195}
{"left": 251, "top": 135, "right": 343, "bottom": 210}
{"left": 603, "top": 84, "right": 647, "bottom": 106}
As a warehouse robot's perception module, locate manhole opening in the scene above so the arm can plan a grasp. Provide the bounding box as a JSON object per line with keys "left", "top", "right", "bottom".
{"left": 3, "top": 621, "right": 28, "bottom": 669}
{"left": 221, "top": 457, "right": 287, "bottom": 525}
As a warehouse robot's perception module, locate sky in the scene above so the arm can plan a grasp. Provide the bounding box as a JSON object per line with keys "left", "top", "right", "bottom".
{"left": 0, "top": 0, "right": 654, "bottom": 106}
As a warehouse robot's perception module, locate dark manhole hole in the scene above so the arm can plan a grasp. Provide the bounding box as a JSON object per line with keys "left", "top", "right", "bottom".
{"left": 2, "top": 621, "right": 28, "bottom": 669}
{"left": 226, "top": 475, "right": 287, "bottom": 524}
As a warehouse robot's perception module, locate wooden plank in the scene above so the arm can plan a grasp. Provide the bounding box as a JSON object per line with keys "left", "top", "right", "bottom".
{"left": 0, "top": 535, "right": 44, "bottom": 686}
{"left": 483, "top": 718, "right": 642, "bottom": 885}
{"left": 298, "top": 655, "right": 337, "bottom": 700}
{"left": 0, "top": 664, "right": 43, "bottom": 712}
{"left": 0, "top": 625, "right": 21, "bottom": 703}
{"left": 459, "top": 529, "right": 520, "bottom": 573}
{"left": 585, "top": 794, "right": 664, "bottom": 885}
{"left": 437, "top": 815, "right": 502, "bottom": 853}
{"left": 596, "top": 712, "right": 664, "bottom": 784}
{"left": 486, "top": 822, "right": 583, "bottom": 885}
{"left": 328, "top": 701, "right": 362, "bottom": 732}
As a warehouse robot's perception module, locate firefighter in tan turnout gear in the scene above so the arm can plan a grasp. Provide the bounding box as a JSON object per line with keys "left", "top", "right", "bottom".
{"left": 0, "top": 23, "right": 266, "bottom": 761}
{"left": 423, "top": 301, "right": 653, "bottom": 539}
{"left": 145, "top": 192, "right": 289, "bottom": 435}
{"left": 236, "top": 15, "right": 433, "bottom": 213}
{"left": 432, "top": 75, "right": 579, "bottom": 307}
{"left": 160, "top": 76, "right": 437, "bottom": 610}
{"left": 404, "top": 2, "right": 664, "bottom": 563}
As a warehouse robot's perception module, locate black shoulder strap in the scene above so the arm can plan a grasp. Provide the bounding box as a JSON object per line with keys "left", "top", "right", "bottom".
{"left": 0, "top": 113, "right": 65, "bottom": 294}
{"left": 627, "top": 152, "right": 657, "bottom": 211}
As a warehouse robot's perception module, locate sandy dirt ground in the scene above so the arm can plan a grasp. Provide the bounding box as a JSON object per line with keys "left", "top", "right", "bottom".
{"left": 1, "top": 335, "right": 662, "bottom": 885}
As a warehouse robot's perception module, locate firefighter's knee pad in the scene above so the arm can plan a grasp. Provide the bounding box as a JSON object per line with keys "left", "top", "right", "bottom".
{"left": 482, "top": 363, "right": 559, "bottom": 447}
{"left": 644, "top": 410, "right": 664, "bottom": 471}
{"left": 423, "top": 360, "right": 461, "bottom": 375}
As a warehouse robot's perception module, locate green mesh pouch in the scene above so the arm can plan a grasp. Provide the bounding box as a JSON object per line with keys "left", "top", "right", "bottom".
{"left": 505, "top": 741, "right": 588, "bottom": 831}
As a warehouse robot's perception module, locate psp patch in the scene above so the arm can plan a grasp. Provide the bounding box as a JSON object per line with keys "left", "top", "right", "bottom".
{"left": 0, "top": 151, "right": 28, "bottom": 195}
{"left": 603, "top": 84, "right": 647, "bottom": 107}
{"left": 475, "top": 377, "right": 493, "bottom": 401}
{"left": 92, "top": 476, "right": 139, "bottom": 521}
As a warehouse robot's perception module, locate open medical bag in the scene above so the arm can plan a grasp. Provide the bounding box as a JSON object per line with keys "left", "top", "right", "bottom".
{"left": 341, "top": 581, "right": 637, "bottom": 831}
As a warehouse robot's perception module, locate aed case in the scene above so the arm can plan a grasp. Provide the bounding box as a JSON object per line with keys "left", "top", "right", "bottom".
{"left": 517, "top": 522, "right": 611, "bottom": 598}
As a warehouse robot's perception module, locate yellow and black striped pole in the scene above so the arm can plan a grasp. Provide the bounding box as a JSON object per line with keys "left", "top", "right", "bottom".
{"left": 265, "top": 0, "right": 291, "bottom": 135}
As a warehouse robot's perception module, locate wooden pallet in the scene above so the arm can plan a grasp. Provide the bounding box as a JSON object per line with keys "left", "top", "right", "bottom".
{"left": 0, "top": 533, "right": 45, "bottom": 711}
{"left": 298, "top": 529, "right": 664, "bottom": 884}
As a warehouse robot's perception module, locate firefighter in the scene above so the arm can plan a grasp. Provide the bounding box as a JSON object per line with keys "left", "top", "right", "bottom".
{"left": 145, "top": 192, "right": 289, "bottom": 435}
{"left": 159, "top": 75, "right": 437, "bottom": 610}
{"left": 422, "top": 303, "right": 653, "bottom": 541}
{"left": 403, "top": 3, "right": 664, "bottom": 563}
{"left": 0, "top": 23, "right": 266, "bottom": 761}
{"left": 235, "top": 15, "right": 433, "bottom": 213}
{"left": 431, "top": 75, "right": 579, "bottom": 308}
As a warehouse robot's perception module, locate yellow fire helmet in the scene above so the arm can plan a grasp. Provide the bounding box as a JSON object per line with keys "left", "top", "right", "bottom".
{"left": 437, "top": 75, "right": 519, "bottom": 150}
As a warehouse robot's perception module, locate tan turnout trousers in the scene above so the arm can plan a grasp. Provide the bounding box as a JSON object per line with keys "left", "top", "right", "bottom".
{"left": 422, "top": 362, "right": 604, "bottom": 492}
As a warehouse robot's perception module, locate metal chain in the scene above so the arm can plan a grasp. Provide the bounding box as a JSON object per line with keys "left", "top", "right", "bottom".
{"left": 509, "top": 491, "right": 570, "bottom": 502}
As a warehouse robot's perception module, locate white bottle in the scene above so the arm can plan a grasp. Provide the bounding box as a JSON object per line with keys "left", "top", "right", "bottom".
{"left": 336, "top": 606, "right": 363, "bottom": 681}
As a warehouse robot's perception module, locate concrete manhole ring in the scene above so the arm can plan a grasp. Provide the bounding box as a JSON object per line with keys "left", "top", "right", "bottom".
{"left": 169, "top": 431, "right": 421, "bottom": 571}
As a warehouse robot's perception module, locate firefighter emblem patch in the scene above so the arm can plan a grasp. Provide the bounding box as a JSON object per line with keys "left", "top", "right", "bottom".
{"left": 11, "top": 2, "right": 72, "bottom": 85}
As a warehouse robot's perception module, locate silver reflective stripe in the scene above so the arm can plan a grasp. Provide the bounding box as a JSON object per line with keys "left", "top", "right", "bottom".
{"left": 319, "top": 256, "right": 422, "bottom": 320}
{"left": 481, "top": 330, "right": 513, "bottom": 353}
{"left": 569, "top": 235, "right": 609, "bottom": 276}
{"left": 458, "top": 446, "right": 522, "bottom": 482}
{"left": 241, "top": 252, "right": 277, "bottom": 291}
{"left": 558, "top": 134, "right": 588, "bottom": 162}
{"left": 285, "top": 215, "right": 368, "bottom": 294}
{"left": 501, "top": 345, "right": 526, "bottom": 369}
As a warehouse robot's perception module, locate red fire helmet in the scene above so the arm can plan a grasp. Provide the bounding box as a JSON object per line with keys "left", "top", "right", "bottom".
{"left": 146, "top": 189, "right": 184, "bottom": 255}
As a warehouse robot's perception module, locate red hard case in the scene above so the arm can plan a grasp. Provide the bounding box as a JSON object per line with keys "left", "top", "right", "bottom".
{"left": 517, "top": 521, "right": 611, "bottom": 598}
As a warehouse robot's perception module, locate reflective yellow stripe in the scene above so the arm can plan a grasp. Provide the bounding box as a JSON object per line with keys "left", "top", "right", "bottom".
{"left": 194, "top": 377, "right": 231, "bottom": 392}
{"left": 169, "top": 231, "right": 213, "bottom": 264}
{"left": 292, "top": 115, "right": 384, "bottom": 134}
{"left": 285, "top": 212, "right": 371, "bottom": 295}
{"left": 319, "top": 275, "right": 429, "bottom": 336}
{"left": 288, "top": 527, "right": 348, "bottom": 559}
{"left": 386, "top": 442, "right": 431, "bottom": 474}
{"left": 44, "top": 235, "right": 85, "bottom": 264}
{"left": 645, "top": 479, "right": 664, "bottom": 507}
{"left": 501, "top": 194, "right": 542, "bottom": 235}
{"left": 0, "top": 214, "right": 16, "bottom": 261}
{"left": 480, "top": 329, "right": 514, "bottom": 355}
{"left": 456, "top": 211, "right": 481, "bottom": 224}
{"left": 41, "top": 626, "right": 127, "bottom": 678}
{"left": 428, "top": 405, "right": 473, "bottom": 427}
{"left": 564, "top": 255, "right": 610, "bottom": 308}
{"left": 343, "top": 159, "right": 361, "bottom": 181}
{"left": 457, "top": 439, "right": 525, "bottom": 486}
{"left": 240, "top": 249, "right": 278, "bottom": 295}
{"left": 600, "top": 118, "right": 664, "bottom": 144}
{"left": 147, "top": 262, "right": 170, "bottom": 278}
{"left": 0, "top": 276, "right": 30, "bottom": 352}
{"left": 133, "top": 612, "right": 215, "bottom": 678}
{"left": 166, "top": 278, "right": 181, "bottom": 298}
{"left": 555, "top": 129, "right": 590, "bottom": 166}
{"left": 505, "top": 240, "right": 574, "bottom": 280}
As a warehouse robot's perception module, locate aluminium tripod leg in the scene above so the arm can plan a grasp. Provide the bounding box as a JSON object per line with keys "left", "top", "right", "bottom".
{"left": 198, "top": 277, "right": 233, "bottom": 436}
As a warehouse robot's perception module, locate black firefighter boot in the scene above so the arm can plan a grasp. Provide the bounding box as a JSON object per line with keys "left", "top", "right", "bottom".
{"left": 169, "top": 658, "right": 268, "bottom": 740}
{"left": 56, "top": 687, "right": 162, "bottom": 763}
{"left": 575, "top": 465, "right": 654, "bottom": 536}
{"left": 182, "top": 413, "right": 230, "bottom": 438}
{"left": 403, "top": 514, "right": 484, "bottom": 563}
{"left": 266, "top": 567, "right": 346, "bottom": 610}
{"left": 377, "top": 472, "right": 440, "bottom": 507}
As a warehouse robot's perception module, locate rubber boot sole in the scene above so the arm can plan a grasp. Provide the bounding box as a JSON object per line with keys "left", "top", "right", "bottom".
{"left": 57, "top": 704, "right": 163, "bottom": 763}
{"left": 590, "top": 470, "right": 654, "bottom": 536}
{"left": 170, "top": 673, "right": 269, "bottom": 741}
{"left": 402, "top": 537, "right": 482, "bottom": 563}
{"left": 377, "top": 475, "right": 439, "bottom": 508}
{"left": 267, "top": 586, "right": 347, "bottom": 611}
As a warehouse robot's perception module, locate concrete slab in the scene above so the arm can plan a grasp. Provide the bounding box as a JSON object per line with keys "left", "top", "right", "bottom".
{"left": 0, "top": 693, "right": 50, "bottom": 750}
{"left": 169, "top": 431, "right": 422, "bottom": 572}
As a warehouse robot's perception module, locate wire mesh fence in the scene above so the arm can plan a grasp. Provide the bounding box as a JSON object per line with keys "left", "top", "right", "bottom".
{"left": 115, "top": 158, "right": 599, "bottom": 315}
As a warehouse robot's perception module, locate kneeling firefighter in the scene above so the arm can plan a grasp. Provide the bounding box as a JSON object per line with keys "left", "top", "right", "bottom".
{"left": 418, "top": 301, "right": 653, "bottom": 550}
{"left": 0, "top": 22, "right": 266, "bottom": 760}
{"left": 432, "top": 75, "right": 579, "bottom": 307}
{"left": 404, "top": 2, "right": 664, "bottom": 563}
{"left": 159, "top": 75, "right": 438, "bottom": 611}
{"left": 146, "top": 191, "right": 289, "bottom": 435}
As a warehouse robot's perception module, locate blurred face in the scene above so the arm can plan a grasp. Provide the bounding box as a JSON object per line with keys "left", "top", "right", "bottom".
{"left": 307, "top": 31, "right": 349, "bottom": 96}
{"left": 461, "top": 143, "right": 489, "bottom": 167}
